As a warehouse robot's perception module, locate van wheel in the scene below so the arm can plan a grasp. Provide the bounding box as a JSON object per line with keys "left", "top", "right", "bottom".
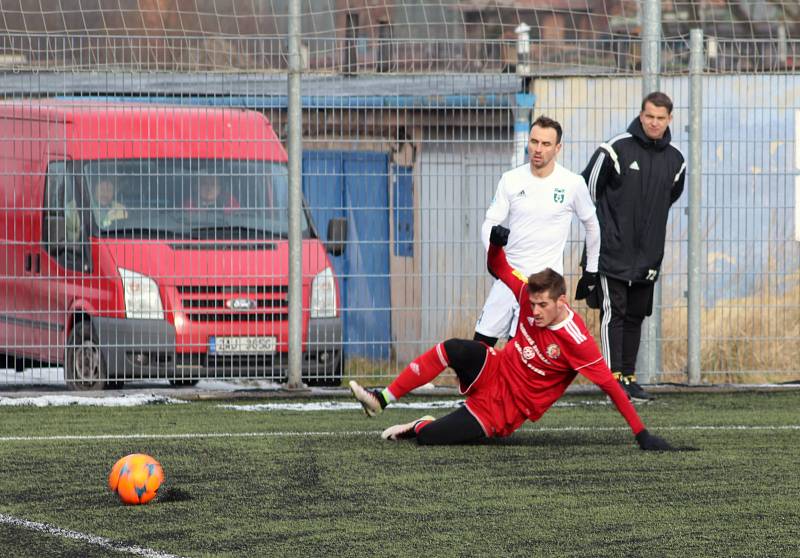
{"left": 168, "top": 379, "right": 199, "bottom": 387}
{"left": 305, "top": 357, "right": 343, "bottom": 387}
{"left": 66, "top": 321, "right": 107, "bottom": 391}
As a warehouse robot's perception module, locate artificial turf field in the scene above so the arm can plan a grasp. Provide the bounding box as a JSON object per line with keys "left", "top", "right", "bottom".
{"left": 0, "top": 389, "right": 797, "bottom": 557}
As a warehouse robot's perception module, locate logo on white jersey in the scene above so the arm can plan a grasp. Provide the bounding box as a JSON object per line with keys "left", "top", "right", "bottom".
{"left": 553, "top": 188, "right": 565, "bottom": 203}
{"left": 546, "top": 343, "right": 561, "bottom": 359}
{"left": 515, "top": 189, "right": 527, "bottom": 198}
{"left": 629, "top": 161, "right": 640, "bottom": 171}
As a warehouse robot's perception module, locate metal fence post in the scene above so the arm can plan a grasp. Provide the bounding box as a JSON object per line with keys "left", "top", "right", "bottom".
{"left": 687, "top": 29, "right": 704, "bottom": 385}
{"left": 637, "top": 0, "right": 662, "bottom": 384}
{"left": 286, "top": 0, "right": 303, "bottom": 388}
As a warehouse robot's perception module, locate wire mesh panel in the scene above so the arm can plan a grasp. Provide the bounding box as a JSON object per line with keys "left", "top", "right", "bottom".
{"left": 1, "top": 1, "right": 797, "bottom": 74}
{"left": 0, "top": 1, "right": 799, "bottom": 389}
{"left": 298, "top": 74, "right": 517, "bottom": 382}
{"left": 699, "top": 73, "right": 799, "bottom": 382}
{"left": 535, "top": 74, "right": 800, "bottom": 383}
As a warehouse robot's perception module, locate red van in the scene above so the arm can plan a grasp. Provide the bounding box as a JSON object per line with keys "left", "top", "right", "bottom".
{"left": 0, "top": 100, "right": 344, "bottom": 389}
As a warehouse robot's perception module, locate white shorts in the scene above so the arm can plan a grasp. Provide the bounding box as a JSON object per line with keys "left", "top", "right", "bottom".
{"left": 474, "top": 279, "right": 520, "bottom": 339}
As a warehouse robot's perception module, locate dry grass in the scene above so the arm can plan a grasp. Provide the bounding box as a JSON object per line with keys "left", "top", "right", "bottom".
{"left": 578, "top": 273, "right": 800, "bottom": 384}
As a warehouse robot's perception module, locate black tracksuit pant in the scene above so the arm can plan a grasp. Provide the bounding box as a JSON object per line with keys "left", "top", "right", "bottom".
{"left": 596, "top": 275, "right": 655, "bottom": 376}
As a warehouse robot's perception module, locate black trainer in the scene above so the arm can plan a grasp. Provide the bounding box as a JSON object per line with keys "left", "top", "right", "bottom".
{"left": 622, "top": 374, "right": 654, "bottom": 402}
{"left": 611, "top": 371, "right": 630, "bottom": 401}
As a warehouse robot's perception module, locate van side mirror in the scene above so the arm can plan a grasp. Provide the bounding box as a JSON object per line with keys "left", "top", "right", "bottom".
{"left": 326, "top": 217, "right": 347, "bottom": 256}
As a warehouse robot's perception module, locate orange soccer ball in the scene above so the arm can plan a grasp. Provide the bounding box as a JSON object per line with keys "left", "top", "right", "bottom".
{"left": 108, "top": 453, "right": 165, "bottom": 505}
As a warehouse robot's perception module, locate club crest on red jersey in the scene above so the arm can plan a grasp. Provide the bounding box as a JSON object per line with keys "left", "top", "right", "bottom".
{"left": 546, "top": 343, "right": 561, "bottom": 359}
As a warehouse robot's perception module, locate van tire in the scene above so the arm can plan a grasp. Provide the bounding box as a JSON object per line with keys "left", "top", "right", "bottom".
{"left": 305, "top": 377, "right": 342, "bottom": 387}
{"left": 305, "top": 358, "right": 343, "bottom": 387}
{"left": 65, "top": 320, "right": 108, "bottom": 391}
{"left": 168, "top": 379, "right": 199, "bottom": 387}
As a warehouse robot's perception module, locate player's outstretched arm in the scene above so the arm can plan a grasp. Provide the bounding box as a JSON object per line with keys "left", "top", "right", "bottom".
{"left": 487, "top": 225, "right": 527, "bottom": 295}
{"left": 573, "top": 335, "right": 678, "bottom": 452}
{"left": 635, "top": 429, "right": 674, "bottom": 451}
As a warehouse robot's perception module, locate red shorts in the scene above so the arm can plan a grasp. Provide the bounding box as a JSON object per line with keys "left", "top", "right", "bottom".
{"left": 460, "top": 349, "right": 526, "bottom": 438}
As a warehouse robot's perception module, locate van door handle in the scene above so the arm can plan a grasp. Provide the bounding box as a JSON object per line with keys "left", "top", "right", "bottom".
{"left": 23, "top": 253, "right": 40, "bottom": 273}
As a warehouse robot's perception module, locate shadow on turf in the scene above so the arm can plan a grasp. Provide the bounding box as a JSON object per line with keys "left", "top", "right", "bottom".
{"left": 474, "top": 432, "right": 699, "bottom": 451}
{"left": 157, "top": 486, "right": 193, "bottom": 503}
{"left": 479, "top": 431, "right": 624, "bottom": 447}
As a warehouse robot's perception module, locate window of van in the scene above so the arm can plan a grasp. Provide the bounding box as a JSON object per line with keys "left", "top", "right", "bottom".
{"left": 42, "top": 161, "right": 90, "bottom": 272}
{"left": 78, "top": 159, "right": 309, "bottom": 241}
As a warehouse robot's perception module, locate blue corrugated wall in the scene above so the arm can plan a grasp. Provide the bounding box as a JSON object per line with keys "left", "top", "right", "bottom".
{"left": 303, "top": 151, "right": 392, "bottom": 360}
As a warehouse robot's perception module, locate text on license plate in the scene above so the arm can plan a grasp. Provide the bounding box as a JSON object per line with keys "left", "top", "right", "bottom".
{"left": 210, "top": 336, "right": 277, "bottom": 354}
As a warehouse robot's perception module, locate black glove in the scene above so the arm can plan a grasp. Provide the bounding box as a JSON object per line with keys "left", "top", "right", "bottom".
{"left": 635, "top": 429, "right": 674, "bottom": 451}
{"left": 574, "top": 269, "right": 597, "bottom": 300}
{"left": 489, "top": 225, "right": 510, "bottom": 247}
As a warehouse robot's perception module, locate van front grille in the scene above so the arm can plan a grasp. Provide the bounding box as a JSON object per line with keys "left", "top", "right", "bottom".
{"left": 182, "top": 299, "right": 288, "bottom": 309}
{"left": 178, "top": 284, "right": 289, "bottom": 323}
{"left": 170, "top": 243, "right": 276, "bottom": 251}
{"left": 185, "top": 312, "right": 287, "bottom": 323}
{"left": 177, "top": 285, "right": 288, "bottom": 295}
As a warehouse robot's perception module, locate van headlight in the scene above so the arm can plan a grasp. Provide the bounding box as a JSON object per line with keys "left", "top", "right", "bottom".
{"left": 310, "top": 267, "right": 337, "bottom": 318}
{"left": 119, "top": 268, "right": 164, "bottom": 320}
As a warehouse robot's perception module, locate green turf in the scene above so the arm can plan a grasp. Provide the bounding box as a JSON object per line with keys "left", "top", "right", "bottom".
{"left": 0, "top": 391, "right": 797, "bottom": 557}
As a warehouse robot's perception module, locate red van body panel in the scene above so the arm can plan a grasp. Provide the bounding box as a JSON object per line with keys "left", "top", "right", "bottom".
{"left": 0, "top": 100, "right": 342, "bottom": 386}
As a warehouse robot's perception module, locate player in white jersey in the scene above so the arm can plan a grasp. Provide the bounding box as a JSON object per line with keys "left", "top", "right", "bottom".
{"left": 474, "top": 115, "right": 601, "bottom": 347}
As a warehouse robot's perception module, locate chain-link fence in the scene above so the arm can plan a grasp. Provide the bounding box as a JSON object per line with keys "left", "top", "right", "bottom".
{"left": 0, "top": 1, "right": 798, "bottom": 389}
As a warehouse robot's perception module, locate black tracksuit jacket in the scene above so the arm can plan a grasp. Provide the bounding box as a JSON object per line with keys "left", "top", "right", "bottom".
{"left": 581, "top": 117, "right": 686, "bottom": 284}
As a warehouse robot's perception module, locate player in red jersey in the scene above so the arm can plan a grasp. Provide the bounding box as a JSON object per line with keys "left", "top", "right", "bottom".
{"left": 349, "top": 225, "right": 673, "bottom": 450}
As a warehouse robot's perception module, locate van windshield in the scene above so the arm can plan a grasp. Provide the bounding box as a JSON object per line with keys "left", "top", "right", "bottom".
{"left": 80, "top": 159, "right": 308, "bottom": 239}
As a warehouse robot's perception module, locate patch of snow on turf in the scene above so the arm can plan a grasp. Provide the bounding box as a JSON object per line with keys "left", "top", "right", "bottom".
{"left": 0, "top": 393, "right": 187, "bottom": 407}
{"left": 219, "top": 401, "right": 460, "bottom": 412}
{"left": 219, "top": 399, "right": 610, "bottom": 412}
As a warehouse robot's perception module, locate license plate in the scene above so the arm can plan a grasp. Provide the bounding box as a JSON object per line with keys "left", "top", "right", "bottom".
{"left": 210, "top": 336, "right": 277, "bottom": 354}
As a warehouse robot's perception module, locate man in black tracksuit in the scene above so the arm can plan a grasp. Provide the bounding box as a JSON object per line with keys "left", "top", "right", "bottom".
{"left": 578, "top": 92, "right": 686, "bottom": 401}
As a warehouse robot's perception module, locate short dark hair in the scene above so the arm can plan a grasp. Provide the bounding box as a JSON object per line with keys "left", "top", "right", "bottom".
{"left": 530, "top": 115, "right": 563, "bottom": 144}
{"left": 641, "top": 91, "right": 673, "bottom": 114}
{"left": 527, "top": 268, "right": 566, "bottom": 300}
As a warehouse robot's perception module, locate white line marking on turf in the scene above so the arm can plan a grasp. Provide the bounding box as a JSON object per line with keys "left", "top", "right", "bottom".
{"left": 1, "top": 424, "right": 799, "bottom": 443}
{"left": 0, "top": 431, "right": 378, "bottom": 442}
{"left": 0, "top": 513, "right": 187, "bottom": 558}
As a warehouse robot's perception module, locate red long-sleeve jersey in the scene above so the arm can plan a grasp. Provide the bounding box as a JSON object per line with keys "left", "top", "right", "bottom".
{"left": 463, "top": 244, "right": 645, "bottom": 438}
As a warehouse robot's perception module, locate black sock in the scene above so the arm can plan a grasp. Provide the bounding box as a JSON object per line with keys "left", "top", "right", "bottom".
{"left": 372, "top": 389, "right": 388, "bottom": 409}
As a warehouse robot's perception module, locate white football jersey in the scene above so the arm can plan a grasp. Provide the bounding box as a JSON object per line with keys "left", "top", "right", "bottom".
{"left": 480, "top": 162, "right": 597, "bottom": 275}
